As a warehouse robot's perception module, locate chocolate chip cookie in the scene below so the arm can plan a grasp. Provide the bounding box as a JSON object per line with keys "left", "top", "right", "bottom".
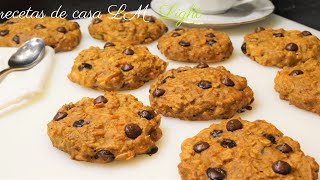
{"left": 149, "top": 64, "right": 254, "bottom": 121}
{"left": 242, "top": 27, "right": 320, "bottom": 68}
{"left": 157, "top": 28, "right": 233, "bottom": 63}
{"left": 0, "top": 17, "right": 81, "bottom": 52}
{"left": 68, "top": 42, "right": 167, "bottom": 91}
{"left": 274, "top": 59, "right": 320, "bottom": 115}
{"left": 47, "top": 92, "right": 162, "bottom": 163}
{"left": 178, "top": 117, "right": 319, "bottom": 180}
{"left": 88, "top": 11, "right": 167, "bottom": 45}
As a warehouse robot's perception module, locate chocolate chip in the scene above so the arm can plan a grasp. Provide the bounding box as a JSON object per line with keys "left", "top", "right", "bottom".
{"left": 226, "top": 119, "right": 243, "bottom": 132}
{"left": 6, "top": 21, "right": 15, "bottom": 24}
{"left": 94, "top": 149, "right": 115, "bottom": 162}
{"left": 153, "top": 88, "right": 165, "bottom": 97}
{"left": 255, "top": 27, "right": 265, "bottom": 33}
{"left": 206, "top": 168, "right": 227, "bottom": 180}
{"left": 120, "top": 18, "right": 130, "bottom": 23}
{"left": 220, "top": 139, "right": 236, "bottom": 148}
{"left": 146, "top": 146, "right": 158, "bottom": 155}
{"left": 12, "top": 35, "right": 20, "bottom": 44}
{"left": 34, "top": 24, "right": 46, "bottom": 29}
{"left": 125, "top": 123, "right": 142, "bottom": 139}
{"left": 302, "top": 31, "right": 312, "bottom": 36}
{"left": 73, "top": 119, "right": 86, "bottom": 128}
{"left": 53, "top": 112, "right": 68, "bottom": 121}
{"left": 206, "top": 33, "right": 215, "bottom": 38}
{"left": 94, "top": 96, "right": 108, "bottom": 104}
{"left": 289, "top": 70, "right": 304, "bottom": 76}
{"left": 104, "top": 42, "right": 115, "bottom": 48}
{"left": 241, "top": 43, "right": 247, "bottom": 54}
{"left": 121, "top": 63, "right": 134, "bottom": 71}
{"left": 198, "top": 80, "right": 212, "bottom": 89}
{"left": 273, "top": 33, "right": 284, "bottom": 37}
{"left": 276, "top": 143, "right": 293, "bottom": 153}
{"left": 272, "top": 160, "right": 292, "bottom": 175}
{"left": 138, "top": 110, "right": 155, "bottom": 120}
{"left": 246, "top": 106, "right": 252, "bottom": 110}
{"left": 175, "top": 28, "right": 183, "bottom": 31}
{"left": 161, "top": 76, "right": 175, "bottom": 84}
{"left": 221, "top": 78, "right": 235, "bottom": 87}
{"left": 263, "top": 133, "right": 277, "bottom": 144}
{"left": 179, "top": 41, "right": 190, "bottom": 47}
{"left": 0, "top": 30, "right": 9, "bottom": 36}
{"left": 123, "top": 48, "right": 134, "bottom": 55}
{"left": 145, "top": 16, "right": 155, "bottom": 22}
{"left": 50, "top": 45, "right": 56, "bottom": 49}
{"left": 195, "top": 62, "right": 209, "bottom": 68}
{"left": 211, "top": 130, "right": 223, "bottom": 138}
{"left": 165, "top": 26, "right": 168, "bottom": 32}
{"left": 193, "top": 142, "right": 210, "bottom": 153}
{"left": 285, "top": 43, "right": 298, "bottom": 51}
{"left": 172, "top": 32, "right": 181, "bottom": 37}
{"left": 250, "top": 98, "right": 255, "bottom": 103}
{"left": 93, "top": 18, "right": 102, "bottom": 24}
{"left": 207, "top": 40, "right": 217, "bottom": 46}
{"left": 56, "top": 27, "right": 67, "bottom": 34}
{"left": 78, "top": 63, "right": 92, "bottom": 71}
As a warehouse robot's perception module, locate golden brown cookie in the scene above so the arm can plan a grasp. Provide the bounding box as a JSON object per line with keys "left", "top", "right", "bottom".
{"left": 178, "top": 117, "right": 319, "bottom": 180}
{"left": 0, "top": 17, "right": 81, "bottom": 52}
{"left": 88, "top": 12, "right": 167, "bottom": 45}
{"left": 47, "top": 92, "right": 162, "bottom": 163}
{"left": 274, "top": 59, "right": 320, "bottom": 115}
{"left": 242, "top": 27, "right": 320, "bottom": 68}
{"left": 149, "top": 64, "right": 254, "bottom": 121}
{"left": 68, "top": 42, "right": 168, "bottom": 91}
{"left": 157, "top": 28, "right": 233, "bottom": 63}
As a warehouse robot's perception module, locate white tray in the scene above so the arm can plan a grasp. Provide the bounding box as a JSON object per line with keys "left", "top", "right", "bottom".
{"left": 0, "top": 10, "right": 319, "bottom": 180}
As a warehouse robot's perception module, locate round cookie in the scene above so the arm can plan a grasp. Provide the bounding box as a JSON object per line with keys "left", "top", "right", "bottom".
{"left": 178, "top": 117, "right": 319, "bottom": 180}
{"left": 47, "top": 92, "right": 162, "bottom": 163}
{"left": 242, "top": 27, "right": 320, "bottom": 68}
{"left": 157, "top": 28, "right": 233, "bottom": 63}
{"left": 88, "top": 11, "right": 167, "bottom": 45}
{"left": 274, "top": 59, "right": 320, "bottom": 115}
{"left": 0, "top": 17, "right": 81, "bottom": 52}
{"left": 149, "top": 64, "right": 254, "bottom": 121}
{"left": 68, "top": 42, "right": 168, "bottom": 91}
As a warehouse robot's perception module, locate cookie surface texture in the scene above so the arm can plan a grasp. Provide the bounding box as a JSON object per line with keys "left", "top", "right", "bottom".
{"left": 88, "top": 12, "right": 167, "bottom": 44}
{"left": 242, "top": 28, "right": 320, "bottom": 68}
{"left": 0, "top": 17, "right": 81, "bottom": 52}
{"left": 149, "top": 64, "right": 254, "bottom": 121}
{"left": 178, "top": 117, "right": 319, "bottom": 180}
{"left": 68, "top": 42, "right": 168, "bottom": 91}
{"left": 158, "top": 28, "right": 233, "bottom": 63}
{"left": 274, "top": 59, "right": 320, "bottom": 115}
{"left": 47, "top": 92, "right": 162, "bottom": 163}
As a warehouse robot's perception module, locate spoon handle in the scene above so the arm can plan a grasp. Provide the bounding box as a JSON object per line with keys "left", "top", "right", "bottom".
{"left": 0, "top": 68, "right": 12, "bottom": 78}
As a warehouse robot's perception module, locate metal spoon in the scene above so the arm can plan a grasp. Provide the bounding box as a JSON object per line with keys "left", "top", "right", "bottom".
{"left": 0, "top": 38, "right": 46, "bottom": 78}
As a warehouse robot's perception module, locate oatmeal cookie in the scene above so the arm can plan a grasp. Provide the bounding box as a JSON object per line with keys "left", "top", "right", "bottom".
{"left": 68, "top": 42, "right": 167, "bottom": 91}
{"left": 274, "top": 59, "right": 320, "bottom": 115}
{"left": 242, "top": 27, "right": 320, "bottom": 68}
{"left": 47, "top": 92, "right": 162, "bottom": 163}
{"left": 0, "top": 17, "right": 81, "bottom": 52}
{"left": 157, "top": 28, "right": 233, "bottom": 63}
{"left": 149, "top": 64, "right": 254, "bottom": 121}
{"left": 178, "top": 117, "right": 319, "bottom": 180}
{"left": 88, "top": 11, "right": 167, "bottom": 45}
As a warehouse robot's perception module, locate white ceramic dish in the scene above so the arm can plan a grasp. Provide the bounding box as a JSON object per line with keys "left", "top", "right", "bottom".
{"left": 151, "top": 0, "right": 275, "bottom": 27}
{"left": 0, "top": 10, "right": 319, "bottom": 180}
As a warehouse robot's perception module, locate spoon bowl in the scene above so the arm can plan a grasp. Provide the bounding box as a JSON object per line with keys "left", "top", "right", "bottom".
{"left": 0, "top": 38, "right": 46, "bottom": 78}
